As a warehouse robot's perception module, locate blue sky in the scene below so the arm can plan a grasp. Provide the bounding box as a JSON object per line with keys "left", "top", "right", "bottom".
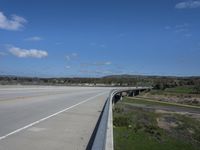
{"left": 0, "top": 0, "right": 200, "bottom": 77}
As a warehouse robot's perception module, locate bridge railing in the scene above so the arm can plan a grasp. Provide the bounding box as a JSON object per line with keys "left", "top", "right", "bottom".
{"left": 90, "top": 87, "right": 152, "bottom": 150}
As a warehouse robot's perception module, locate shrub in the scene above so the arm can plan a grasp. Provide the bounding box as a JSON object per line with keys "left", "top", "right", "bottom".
{"left": 113, "top": 116, "right": 131, "bottom": 127}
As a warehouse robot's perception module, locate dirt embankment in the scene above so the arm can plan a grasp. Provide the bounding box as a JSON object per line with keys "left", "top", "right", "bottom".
{"left": 140, "top": 92, "right": 200, "bottom": 106}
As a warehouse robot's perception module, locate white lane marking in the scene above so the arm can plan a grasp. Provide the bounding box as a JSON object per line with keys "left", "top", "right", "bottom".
{"left": 0, "top": 91, "right": 108, "bottom": 141}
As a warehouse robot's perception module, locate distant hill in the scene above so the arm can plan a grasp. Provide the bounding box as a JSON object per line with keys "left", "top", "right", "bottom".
{"left": 0, "top": 74, "right": 200, "bottom": 89}
{"left": 103, "top": 74, "right": 200, "bottom": 79}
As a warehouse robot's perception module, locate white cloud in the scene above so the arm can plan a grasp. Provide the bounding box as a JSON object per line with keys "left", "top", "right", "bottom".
{"left": 8, "top": 46, "right": 48, "bottom": 58}
{"left": 175, "top": 23, "right": 189, "bottom": 28}
{"left": 175, "top": 23, "right": 189, "bottom": 33}
{"left": 25, "top": 36, "right": 43, "bottom": 41}
{"left": 65, "top": 53, "right": 78, "bottom": 61}
{"left": 0, "top": 11, "right": 27, "bottom": 30}
{"left": 89, "top": 42, "right": 107, "bottom": 48}
{"left": 175, "top": 1, "right": 200, "bottom": 9}
{"left": 65, "top": 66, "right": 71, "bottom": 69}
{"left": 93, "top": 61, "right": 112, "bottom": 66}
{"left": 81, "top": 61, "right": 112, "bottom": 67}
{"left": 104, "top": 61, "right": 112, "bottom": 65}
{"left": 165, "top": 23, "right": 191, "bottom": 35}
{"left": 71, "top": 53, "right": 78, "bottom": 57}
{"left": 175, "top": 28, "right": 188, "bottom": 33}
{"left": 79, "top": 69, "right": 114, "bottom": 75}
{"left": 65, "top": 55, "right": 71, "bottom": 61}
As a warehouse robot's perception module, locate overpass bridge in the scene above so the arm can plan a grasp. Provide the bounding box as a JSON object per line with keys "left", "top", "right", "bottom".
{"left": 0, "top": 86, "right": 151, "bottom": 150}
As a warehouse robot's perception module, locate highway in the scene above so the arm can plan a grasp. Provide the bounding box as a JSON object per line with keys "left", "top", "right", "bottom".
{"left": 0, "top": 86, "right": 111, "bottom": 150}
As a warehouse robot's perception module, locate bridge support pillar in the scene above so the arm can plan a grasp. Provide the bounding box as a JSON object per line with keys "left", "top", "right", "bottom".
{"left": 128, "top": 91, "right": 135, "bottom": 97}
{"left": 120, "top": 94, "right": 123, "bottom": 101}
{"left": 135, "top": 90, "right": 140, "bottom": 96}
{"left": 113, "top": 93, "right": 122, "bottom": 103}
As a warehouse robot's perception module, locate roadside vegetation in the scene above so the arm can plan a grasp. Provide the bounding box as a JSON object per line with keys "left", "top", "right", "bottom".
{"left": 113, "top": 96, "right": 200, "bottom": 150}
{"left": 139, "top": 85, "right": 200, "bottom": 107}
{"left": 113, "top": 84, "right": 200, "bottom": 150}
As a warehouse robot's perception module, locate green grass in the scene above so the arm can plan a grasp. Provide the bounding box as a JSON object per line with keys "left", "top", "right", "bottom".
{"left": 123, "top": 97, "right": 200, "bottom": 109}
{"left": 149, "top": 85, "right": 200, "bottom": 96}
{"left": 113, "top": 99, "right": 200, "bottom": 150}
{"left": 123, "top": 97, "right": 172, "bottom": 106}
{"left": 165, "top": 86, "right": 195, "bottom": 94}
{"left": 114, "top": 127, "right": 197, "bottom": 150}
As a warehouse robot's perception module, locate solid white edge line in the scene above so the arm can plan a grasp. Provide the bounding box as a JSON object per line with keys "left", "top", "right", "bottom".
{"left": 0, "top": 91, "right": 108, "bottom": 141}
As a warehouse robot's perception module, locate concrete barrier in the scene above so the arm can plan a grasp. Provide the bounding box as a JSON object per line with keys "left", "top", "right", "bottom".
{"left": 90, "top": 87, "right": 152, "bottom": 150}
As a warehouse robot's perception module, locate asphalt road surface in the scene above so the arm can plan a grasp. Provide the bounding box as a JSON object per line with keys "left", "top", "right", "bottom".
{"left": 0, "top": 86, "right": 111, "bottom": 150}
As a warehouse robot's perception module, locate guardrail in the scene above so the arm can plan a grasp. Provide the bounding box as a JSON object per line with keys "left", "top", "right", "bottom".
{"left": 90, "top": 87, "right": 152, "bottom": 150}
